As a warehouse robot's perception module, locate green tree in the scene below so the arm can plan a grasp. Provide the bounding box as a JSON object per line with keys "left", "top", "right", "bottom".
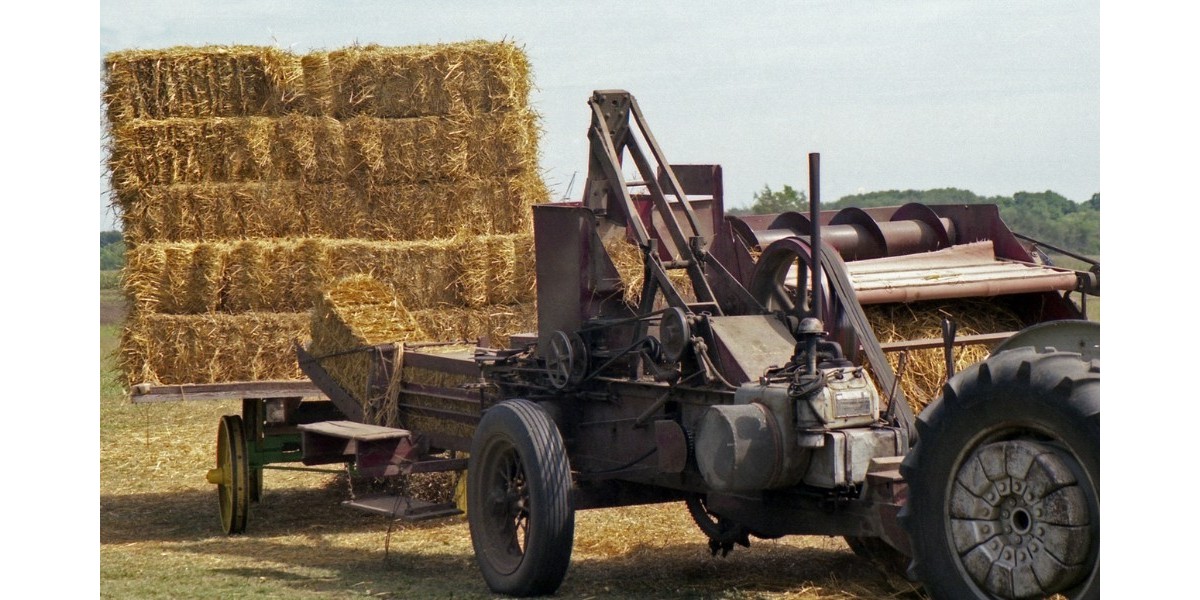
{"left": 742, "top": 184, "right": 808, "bottom": 214}
{"left": 101, "top": 230, "right": 123, "bottom": 247}
{"left": 101, "top": 231, "right": 125, "bottom": 270}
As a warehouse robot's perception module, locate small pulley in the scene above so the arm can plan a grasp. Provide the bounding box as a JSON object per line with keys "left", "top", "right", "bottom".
{"left": 545, "top": 330, "right": 588, "bottom": 390}
{"left": 659, "top": 307, "right": 691, "bottom": 364}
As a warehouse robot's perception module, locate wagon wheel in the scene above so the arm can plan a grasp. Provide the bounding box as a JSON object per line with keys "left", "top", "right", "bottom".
{"left": 206, "top": 415, "right": 250, "bottom": 534}
{"left": 468, "top": 400, "right": 575, "bottom": 596}
{"left": 900, "top": 347, "right": 1100, "bottom": 599}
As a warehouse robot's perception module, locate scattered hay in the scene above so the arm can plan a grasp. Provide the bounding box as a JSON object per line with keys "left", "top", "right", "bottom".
{"left": 864, "top": 299, "right": 1025, "bottom": 415}
{"left": 103, "top": 46, "right": 306, "bottom": 121}
{"left": 118, "top": 311, "right": 310, "bottom": 385}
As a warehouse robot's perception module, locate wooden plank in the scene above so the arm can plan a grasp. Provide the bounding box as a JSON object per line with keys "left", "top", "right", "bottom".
{"left": 130, "top": 380, "right": 325, "bottom": 404}
{"left": 297, "top": 420, "right": 411, "bottom": 441}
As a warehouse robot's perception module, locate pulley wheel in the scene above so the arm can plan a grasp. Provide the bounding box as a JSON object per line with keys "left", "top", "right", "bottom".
{"left": 545, "top": 331, "right": 587, "bottom": 390}
{"left": 659, "top": 307, "right": 691, "bottom": 364}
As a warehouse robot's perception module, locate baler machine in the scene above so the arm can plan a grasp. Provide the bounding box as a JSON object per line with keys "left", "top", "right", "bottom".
{"left": 288, "top": 90, "right": 1099, "bottom": 599}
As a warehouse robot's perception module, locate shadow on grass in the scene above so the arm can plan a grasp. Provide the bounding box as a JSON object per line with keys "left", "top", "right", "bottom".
{"left": 100, "top": 485, "right": 438, "bottom": 544}
{"left": 102, "top": 482, "right": 924, "bottom": 599}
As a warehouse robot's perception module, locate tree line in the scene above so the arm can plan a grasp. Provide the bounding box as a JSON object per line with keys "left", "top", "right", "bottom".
{"left": 730, "top": 185, "right": 1099, "bottom": 255}
{"left": 100, "top": 185, "right": 1099, "bottom": 269}
{"left": 100, "top": 231, "right": 124, "bottom": 270}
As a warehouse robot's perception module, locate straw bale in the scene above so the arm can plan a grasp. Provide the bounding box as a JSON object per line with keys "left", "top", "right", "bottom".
{"left": 118, "top": 171, "right": 545, "bottom": 244}
{"left": 342, "top": 111, "right": 538, "bottom": 185}
{"left": 108, "top": 117, "right": 345, "bottom": 188}
{"left": 364, "top": 172, "right": 547, "bottom": 240}
{"left": 123, "top": 242, "right": 225, "bottom": 314}
{"left": 271, "top": 115, "right": 347, "bottom": 182}
{"left": 118, "top": 311, "right": 309, "bottom": 386}
{"left": 309, "top": 275, "right": 428, "bottom": 403}
{"left": 309, "top": 275, "right": 537, "bottom": 402}
{"left": 407, "top": 303, "right": 537, "bottom": 347}
{"left": 864, "top": 299, "right": 1025, "bottom": 415}
{"left": 326, "top": 238, "right": 464, "bottom": 309}
{"left": 313, "top": 41, "right": 531, "bottom": 119}
{"left": 125, "top": 235, "right": 537, "bottom": 315}
{"left": 118, "top": 182, "right": 375, "bottom": 244}
{"left": 343, "top": 116, "right": 464, "bottom": 183}
{"left": 103, "top": 46, "right": 305, "bottom": 122}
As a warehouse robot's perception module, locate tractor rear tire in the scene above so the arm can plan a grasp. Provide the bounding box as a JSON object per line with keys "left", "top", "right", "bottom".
{"left": 900, "top": 347, "right": 1099, "bottom": 599}
{"left": 467, "top": 399, "right": 575, "bottom": 597}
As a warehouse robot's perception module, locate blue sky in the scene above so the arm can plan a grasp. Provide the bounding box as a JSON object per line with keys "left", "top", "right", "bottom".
{"left": 98, "top": 0, "right": 1100, "bottom": 230}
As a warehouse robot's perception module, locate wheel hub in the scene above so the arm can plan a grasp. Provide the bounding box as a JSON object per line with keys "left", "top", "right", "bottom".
{"left": 948, "top": 439, "right": 1093, "bottom": 599}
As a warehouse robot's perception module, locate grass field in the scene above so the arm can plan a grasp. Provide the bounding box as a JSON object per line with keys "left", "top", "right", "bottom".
{"left": 99, "top": 274, "right": 920, "bottom": 599}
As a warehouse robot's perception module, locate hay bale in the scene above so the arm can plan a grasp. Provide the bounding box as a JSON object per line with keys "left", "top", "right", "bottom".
{"left": 108, "top": 117, "right": 346, "bottom": 188}
{"left": 118, "top": 311, "right": 310, "bottom": 385}
{"left": 117, "top": 172, "right": 546, "bottom": 245}
{"left": 361, "top": 173, "right": 547, "bottom": 240}
{"left": 342, "top": 112, "right": 539, "bottom": 185}
{"left": 103, "top": 46, "right": 305, "bottom": 122}
{"left": 123, "top": 242, "right": 225, "bottom": 314}
{"left": 309, "top": 275, "right": 428, "bottom": 404}
{"left": 865, "top": 299, "right": 1025, "bottom": 415}
{"left": 125, "top": 235, "right": 536, "bottom": 314}
{"left": 326, "top": 238, "right": 464, "bottom": 309}
{"left": 313, "top": 41, "right": 532, "bottom": 118}
{"left": 309, "top": 275, "right": 537, "bottom": 406}
{"left": 117, "top": 182, "right": 374, "bottom": 244}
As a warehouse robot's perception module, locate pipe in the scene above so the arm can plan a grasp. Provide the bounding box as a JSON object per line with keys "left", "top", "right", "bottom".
{"left": 807, "top": 153, "right": 822, "bottom": 375}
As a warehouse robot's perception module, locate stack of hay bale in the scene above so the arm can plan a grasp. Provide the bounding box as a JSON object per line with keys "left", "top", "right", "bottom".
{"left": 107, "top": 42, "right": 546, "bottom": 387}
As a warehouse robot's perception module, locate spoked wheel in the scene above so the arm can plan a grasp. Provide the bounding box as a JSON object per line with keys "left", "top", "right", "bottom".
{"left": 685, "top": 494, "right": 751, "bottom": 557}
{"left": 901, "top": 347, "right": 1099, "bottom": 599}
{"left": 206, "top": 415, "right": 250, "bottom": 534}
{"left": 468, "top": 400, "right": 574, "bottom": 596}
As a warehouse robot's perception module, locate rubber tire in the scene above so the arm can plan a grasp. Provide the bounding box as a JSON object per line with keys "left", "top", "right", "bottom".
{"left": 900, "top": 347, "right": 1099, "bottom": 600}
{"left": 468, "top": 400, "right": 575, "bottom": 596}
